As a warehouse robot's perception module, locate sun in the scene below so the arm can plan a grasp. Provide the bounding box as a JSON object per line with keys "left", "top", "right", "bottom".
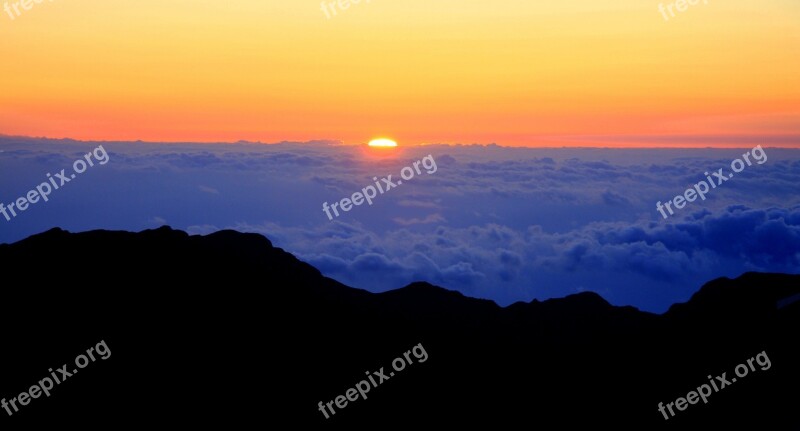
{"left": 368, "top": 138, "right": 398, "bottom": 148}
{"left": 363, "top": 137, "right": 401, "bottom": 159}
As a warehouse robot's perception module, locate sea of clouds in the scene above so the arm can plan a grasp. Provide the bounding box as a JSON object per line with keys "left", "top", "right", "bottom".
{"left": 1, "top": 136, "right": 798, "bottom": 312}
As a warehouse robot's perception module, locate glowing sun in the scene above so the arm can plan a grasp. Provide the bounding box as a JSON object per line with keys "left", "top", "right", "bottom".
{"left": 368, "top": 138, "right": 398, "bottom": 148}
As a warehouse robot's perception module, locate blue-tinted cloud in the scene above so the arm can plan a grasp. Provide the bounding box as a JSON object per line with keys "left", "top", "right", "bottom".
{"left": 1, "top": 136, "right": 799, "bottom": 312}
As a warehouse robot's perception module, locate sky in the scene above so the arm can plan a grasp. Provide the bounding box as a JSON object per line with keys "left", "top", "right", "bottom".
{"left": 1, "top": 137, "right": 798, "bottom": 312}
{"left": 1, "top": 2, "right": 799, "bottom": 312}
{"left": 0, "top": 0, "right": 799, "bottom": 146}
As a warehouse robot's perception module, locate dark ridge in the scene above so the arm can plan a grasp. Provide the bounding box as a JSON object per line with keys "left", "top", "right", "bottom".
{"left": 0, "top": 227, "right": 797, "bottom": 429}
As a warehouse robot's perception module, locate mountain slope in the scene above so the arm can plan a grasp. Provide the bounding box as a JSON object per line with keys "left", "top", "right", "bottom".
{"left": 0, "top": 227, "right": 797, "bottom": 428}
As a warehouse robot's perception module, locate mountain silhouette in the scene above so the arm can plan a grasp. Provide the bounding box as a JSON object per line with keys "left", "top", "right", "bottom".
{"left": 0, "top": 227, "right": 797, "bottom": 428}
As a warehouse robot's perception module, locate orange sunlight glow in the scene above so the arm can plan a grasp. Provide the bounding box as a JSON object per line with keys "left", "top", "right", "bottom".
{"left": 368, "top": 138, "right": 398, "bottom": 148}
{"left": 0, "top": 1, "right": 798, "bottom": 146}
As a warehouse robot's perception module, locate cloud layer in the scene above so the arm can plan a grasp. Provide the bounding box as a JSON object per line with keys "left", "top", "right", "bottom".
{"left": 1, "top": 137, "right": 798, "bottom": 312}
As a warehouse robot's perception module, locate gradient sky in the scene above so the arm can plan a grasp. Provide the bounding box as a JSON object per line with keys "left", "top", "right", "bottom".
{"left": 0, "top": 0, "right": 799, "bottom": 146}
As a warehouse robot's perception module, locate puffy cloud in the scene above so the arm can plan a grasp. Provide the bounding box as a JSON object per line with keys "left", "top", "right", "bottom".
{"left": 393, "top": 214, "right": 446, "bottom": 226}
{"left": 198, "top": 185, "right": 219, "bottom": 194}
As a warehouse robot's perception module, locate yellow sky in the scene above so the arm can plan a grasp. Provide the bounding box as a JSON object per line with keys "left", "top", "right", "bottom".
{"left": 0, "top": 0, "right": 798, "bottom": 146}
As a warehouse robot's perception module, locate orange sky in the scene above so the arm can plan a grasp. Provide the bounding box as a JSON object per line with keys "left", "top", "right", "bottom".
{"left": 0, "top": 0, "right": 798, "bottom": 146}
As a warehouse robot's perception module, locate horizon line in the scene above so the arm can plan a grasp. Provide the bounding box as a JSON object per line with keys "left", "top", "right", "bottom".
{"left": 1, "top": 133, "right": 799, "bottom": 149}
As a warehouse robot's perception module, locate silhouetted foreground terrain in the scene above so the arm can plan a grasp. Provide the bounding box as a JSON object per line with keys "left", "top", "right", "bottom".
{"left": 0, "top": 227, "right": 798, "bottom": 428}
